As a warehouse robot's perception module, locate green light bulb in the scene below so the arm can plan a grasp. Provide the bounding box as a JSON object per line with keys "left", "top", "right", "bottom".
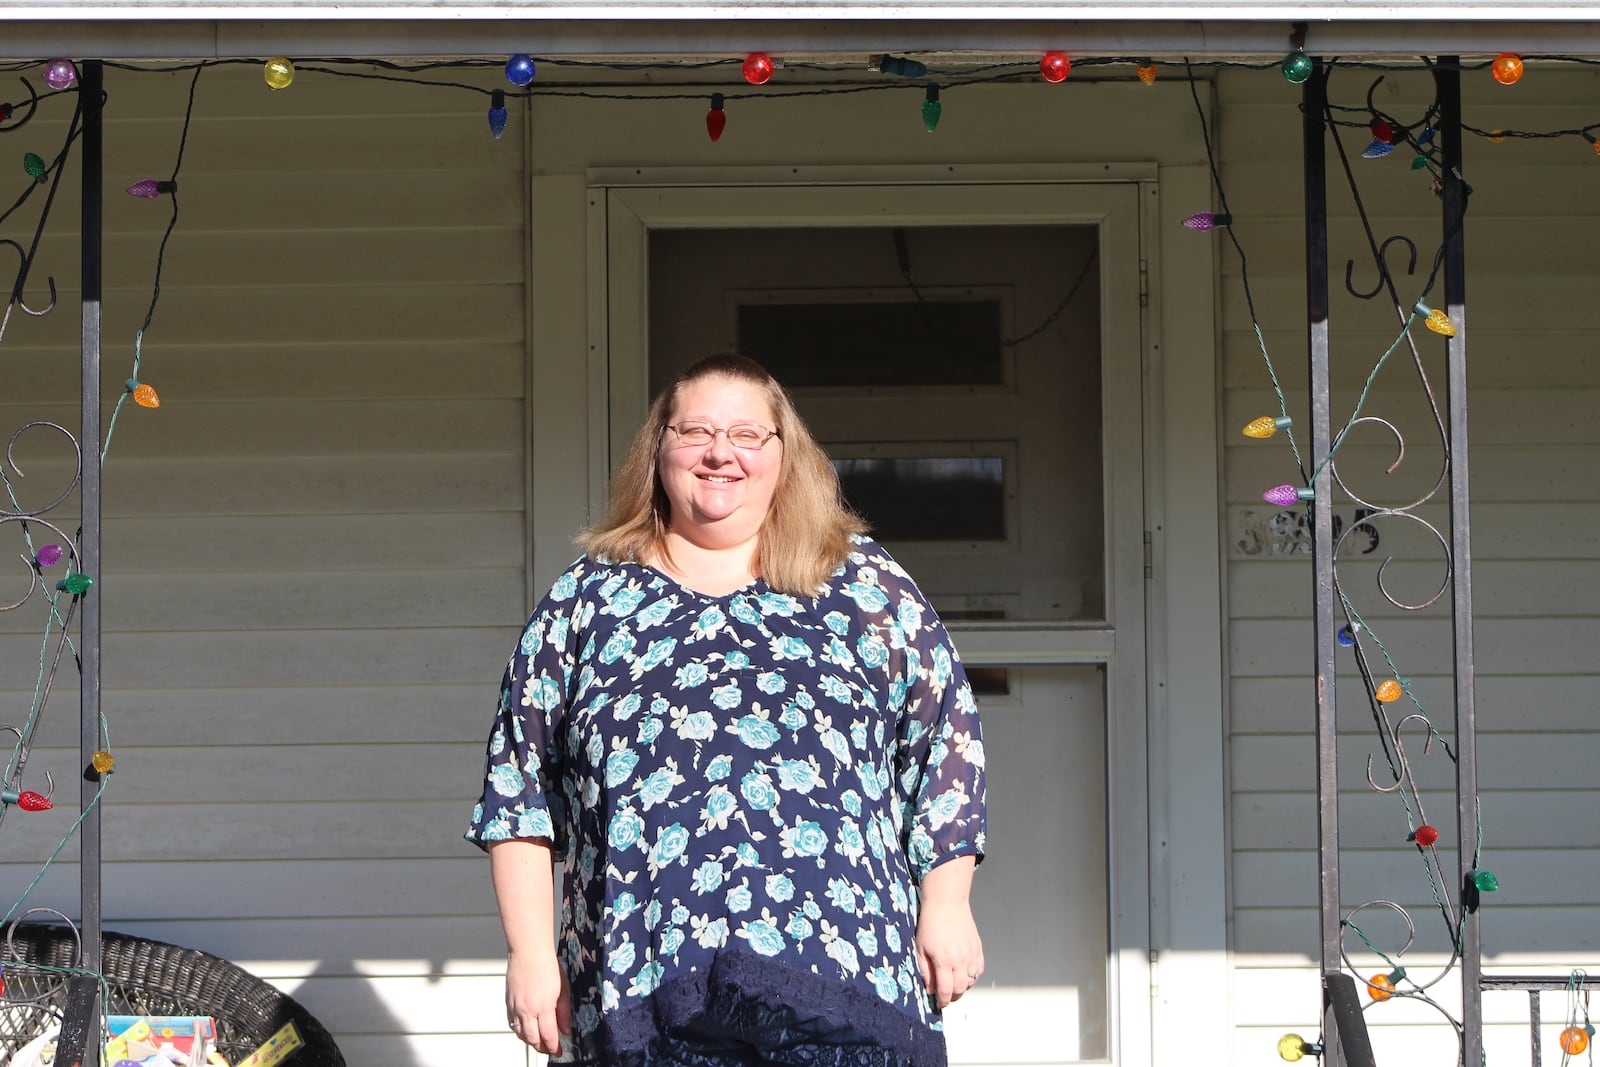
{"left": 1282, "top": 51, "right": 1314, "bottom": 85}
{"left": 23, "top": 153, "right": 46, "bottom": 181}
{"left": 922, "top": 85, "right": 941, "bottom": 134}
{"left": 1473, "top": 869, "right": 1499, "bottom": 893}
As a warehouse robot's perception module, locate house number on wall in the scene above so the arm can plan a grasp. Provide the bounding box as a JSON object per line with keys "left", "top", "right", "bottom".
{"left": 1234, "top": 507, "right": 1382, "bottom": 558}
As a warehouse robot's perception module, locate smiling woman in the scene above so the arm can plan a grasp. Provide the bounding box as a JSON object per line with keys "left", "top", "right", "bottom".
{"left": 466, "top": 353, "right": 988, "bottom": 1066}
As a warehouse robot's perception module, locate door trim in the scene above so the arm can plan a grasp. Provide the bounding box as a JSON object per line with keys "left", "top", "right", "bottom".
{"left": 592, "top": 176, "right": 1161, "bottom": 1065}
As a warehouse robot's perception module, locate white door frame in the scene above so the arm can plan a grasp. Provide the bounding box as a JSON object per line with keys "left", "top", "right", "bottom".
{"left": 544, "top": 166, "right": 1224, "bottom": 1066}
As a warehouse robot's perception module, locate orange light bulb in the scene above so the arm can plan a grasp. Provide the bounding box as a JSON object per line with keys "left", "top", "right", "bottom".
{"left": 1491, "top": 53, "right": 1524, "bottom": 86}
{"left": 1367, "top": 973, "right": 1395, "bottom": 1000}
{"left": 1136, "top": 64, "right": 1157, "bottom": 86}
{"left": 1376, "top": 679, "right": 1402, "bottom": 703}
{"left": 1559, "top": 1027, "right": 1590, "bottom": 1055}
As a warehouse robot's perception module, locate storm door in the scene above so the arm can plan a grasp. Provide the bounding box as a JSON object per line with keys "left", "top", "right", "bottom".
{"left": 600, "top": 182, "right": 1150, "bottom": 1067}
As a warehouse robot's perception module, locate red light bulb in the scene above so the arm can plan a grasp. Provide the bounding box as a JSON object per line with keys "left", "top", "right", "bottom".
{"left": 18, "top": 791, "right": 52, "bottom": 812}
{"left": 743, "top": 53, "right": 774, "bottom": 85}
{"left": 706, "top": 93, "right": 726, "bottom": 142}
{"left": 1040, "top": 51, "right": 1071, "bottom": 83}
{"left": 1412, "top": 824, "right": 1439, "bottom": 847}
{"left": 1371, "top": 120, "right": 1394, "bottom": 144}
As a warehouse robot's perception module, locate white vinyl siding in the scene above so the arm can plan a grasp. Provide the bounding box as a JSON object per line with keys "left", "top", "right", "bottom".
{"left": 1217, "top": 64, "right": 1600, "bottom": 1064}
{"left": 0, "top": 64, "right": 528, "bottom": 1062}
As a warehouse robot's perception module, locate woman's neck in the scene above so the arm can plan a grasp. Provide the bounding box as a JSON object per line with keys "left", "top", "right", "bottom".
{"left": 651, "top": 529, "right": 759, "bottom": 596}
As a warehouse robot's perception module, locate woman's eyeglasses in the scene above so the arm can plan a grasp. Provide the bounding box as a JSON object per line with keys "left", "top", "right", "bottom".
{"left": 663, "top": 421, "right": 781, "bottom": 450}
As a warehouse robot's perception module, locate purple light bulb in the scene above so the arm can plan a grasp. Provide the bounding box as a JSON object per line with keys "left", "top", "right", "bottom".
{"left": 1182, "top": 211, "right": 1231, "bottom": 231}
{"left": 36, "top": 544, "right": 63, "bottom": 569}
{"left": 1262, "top": 484, "right": 1312, "bottom": 507}
{"left": 126, "top": 179, "right": 175, "bottom": 199}
{"left": 44, "top": 59, "right": 77, "bottom": 91}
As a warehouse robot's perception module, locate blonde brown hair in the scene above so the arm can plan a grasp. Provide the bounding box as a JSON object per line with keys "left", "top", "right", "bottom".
{"left": 579, "top": 354, "right": 866, "bottom": 596}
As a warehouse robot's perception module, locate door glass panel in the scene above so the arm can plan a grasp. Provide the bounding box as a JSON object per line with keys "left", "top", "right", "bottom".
{"left": 649, "top": 224, "right": 1105, "bottom": 623}
{"left": 946, "top": 665, "right": 1110, "bottom": 1063}
{"left": 738, "top": 298, "right": 1005, "bottom": 386}
{"left": 833, "top": 456, "right": 1007, "bottom": 541}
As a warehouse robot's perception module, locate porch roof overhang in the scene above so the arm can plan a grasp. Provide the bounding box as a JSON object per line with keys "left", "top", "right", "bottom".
{"left": 3, "top": 11, "right": 1600, "bottom": 60}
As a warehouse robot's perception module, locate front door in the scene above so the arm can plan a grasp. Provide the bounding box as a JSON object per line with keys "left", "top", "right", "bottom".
{"left": 601, "top": 181, "right": 1150, "bottom": 1067}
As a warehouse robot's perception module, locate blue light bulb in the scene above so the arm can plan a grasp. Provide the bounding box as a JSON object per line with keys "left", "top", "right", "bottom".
{"left": 506, "top": 54, "right": 536, "bottom": 87}
{"left": 488, "top": 90, "right": 508, "bottom": 139}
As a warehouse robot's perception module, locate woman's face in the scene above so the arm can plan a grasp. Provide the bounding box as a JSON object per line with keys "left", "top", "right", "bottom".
{"left": 657, "top": 375, "right": 783, "bottom": 547}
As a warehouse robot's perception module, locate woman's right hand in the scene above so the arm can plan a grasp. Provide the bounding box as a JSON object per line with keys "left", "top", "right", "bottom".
{"left": 506, "top": 947, "right": 572, "bottom": 1054}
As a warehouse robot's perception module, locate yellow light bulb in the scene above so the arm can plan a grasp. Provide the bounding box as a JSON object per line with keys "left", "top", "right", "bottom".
{"left": 264, "top": 57, "right": 295, "bottom": 91}
{"left": 1489, "top": 130, "right": 1504, "bottom": 143}
{"left": 92, "top": 751, "right": 115, "bottom": 773}
{"left": 1376, "top": 679, "right": 1403, "bottom": 703}
{"left": 1278, "top": 1034, "right": 1309, "bottom": 1062}
{"left": 1243, "top": 415, "right": 1292, "bottom": 439}
{"left": 1136, "top": 64, "right": 1158, "bottom": 86}
{"left": 1414, "top": 302, "right": 1457, "bottom": 337}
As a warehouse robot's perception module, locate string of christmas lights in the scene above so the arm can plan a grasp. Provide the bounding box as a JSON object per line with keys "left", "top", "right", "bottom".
{"left": 1180, "top": 56, "right": 1499, "bottom": 1063}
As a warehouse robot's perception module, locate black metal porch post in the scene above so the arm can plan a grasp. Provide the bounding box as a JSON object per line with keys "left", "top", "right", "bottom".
{"left": 1302, "top": 59, "right": 1345, "bottom": 1062}
{"left": 1437, "top": 55, "right": 1482, "bottom": 1067}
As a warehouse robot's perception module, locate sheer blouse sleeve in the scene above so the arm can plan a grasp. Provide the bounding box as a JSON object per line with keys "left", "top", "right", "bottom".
{"left": 842, "top": 541, "right": 988, "bottom": 883}
{"left": 464, "top": 557, "right": 590, "bottom": 857}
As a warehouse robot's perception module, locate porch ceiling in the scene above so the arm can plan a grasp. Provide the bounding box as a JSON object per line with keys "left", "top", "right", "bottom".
{"left": 2, "top": 17, "right": 1600, "bottom": 61}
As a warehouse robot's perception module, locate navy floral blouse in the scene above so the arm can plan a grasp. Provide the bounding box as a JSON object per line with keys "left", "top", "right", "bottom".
{"left": 467, "top": 537, "right": 986, "bottom": 1065}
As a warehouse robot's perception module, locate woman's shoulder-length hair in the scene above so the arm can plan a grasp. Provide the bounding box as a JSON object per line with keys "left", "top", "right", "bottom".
{"left": 578, "top": 353, "right": 866, "bottom": 596}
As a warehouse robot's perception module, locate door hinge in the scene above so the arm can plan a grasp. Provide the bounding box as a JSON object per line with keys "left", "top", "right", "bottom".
{"left": 1138, "top": 259, "right": 1149, "bottom": 308}
{"left": 1143, "top": 530, "right": 1154, "bottom": 579}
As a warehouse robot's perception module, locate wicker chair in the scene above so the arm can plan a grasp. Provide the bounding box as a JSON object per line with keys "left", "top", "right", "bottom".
{"left": 0, "top": 923, "right": 344, "bottom": 1065}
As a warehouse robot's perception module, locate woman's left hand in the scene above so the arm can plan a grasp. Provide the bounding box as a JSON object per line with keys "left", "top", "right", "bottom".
{"left": 914, "top": 860, "right": 985, "bottom": 1010}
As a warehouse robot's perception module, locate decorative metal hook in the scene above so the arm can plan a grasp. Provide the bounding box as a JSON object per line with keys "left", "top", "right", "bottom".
{"left": 0, "top": 78, "right": 41, "bottom": 133}
{"left": 17, "top": 274, "right": 56, "bottom": 317}
{"left": 1346, "top": 234, "right": 1417, "bottom": 301}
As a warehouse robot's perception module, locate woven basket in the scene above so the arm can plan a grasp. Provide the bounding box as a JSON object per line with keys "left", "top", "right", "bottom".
{"left": 0, "top": 923, "right": 344, "bottom": 1065}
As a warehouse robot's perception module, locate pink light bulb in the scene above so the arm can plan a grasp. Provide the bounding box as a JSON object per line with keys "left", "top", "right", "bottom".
{"left": 1263, "top": 484, "right": 1313, "bottom": 507}
{"left": 44, "top": 59, "right": 77, "bottom": 90}
{"left": 35, "top": 545, "right": 62, "bottom": 569}
{"left": 1183, "top": 211, "right": 1232, "bottom": 231}
{"left": 126, "top": 179, "right": 174, "bottom": 199}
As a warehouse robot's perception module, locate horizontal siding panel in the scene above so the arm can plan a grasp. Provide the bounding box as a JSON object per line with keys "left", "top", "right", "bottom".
{"left": 91, "top": 513, "right": 526, "bottom": 574}
{"left": 1225, "top": 388, "right": 1600, "bottom": 446}
{"left": 0, "top": 627, "right": 506, "bottom": 688}
{"left": 1224, "top": 332, "right": 1598, "bottom": 389}
{"left": 2, "top": 799, "right": 468, "bottom": 861}
{"left": 0, "top": 566, "right": 525, "bottom": 630}
{"left": 9, "top": 395, "right": 508, "bottom": 454}
{"left": 1232, "top": 848, "right": 1596, "bottom": 909}
{"left": 1235, "top": 905, "right": 1600, "bottom": 958}
{"left": 1233, "top": 734, "right": 1600, "bottom": 794}
{"left": 1229, "top": 559, "right": 1600, "bottom": 617}
{"left": 1230, "top": 789, "right": 1600, "bottom": 849}
{"left": 1229, "top": 617, "right": 1600, "bottom": 676}
{"left": 1219, "top": 275, "right": 1598, "bottom": 334}
{"left": 5, "top": 343, "right": 527, "bottom": 403}
{"left": 11, "top": 683, "right": 497, "bottom": 747}
{"left": 1230, "top": 675, "right": 1597, "bottom": 734}
{"left": 5, "top": 565, "right": 525, "bottom": 628}
{"left": 0, "top": 857, "right": 495, "bottom": 920}
{"left": 2, "top": 283, "right": 526, "bottom": 345}
{"left": 19, "top": 741, "right": 487, "bottom": 804}
{"left": 26, "top": 226, "right": 525, "bottom": 288}
{"left": 1226, "top": 445, "right": 1600, "bottom": 504}
{"left": 3, "top": 454, "right": 524, "bottom": 516}
{"left": 77, "top": 917, "right": 508, "bottom": 979}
